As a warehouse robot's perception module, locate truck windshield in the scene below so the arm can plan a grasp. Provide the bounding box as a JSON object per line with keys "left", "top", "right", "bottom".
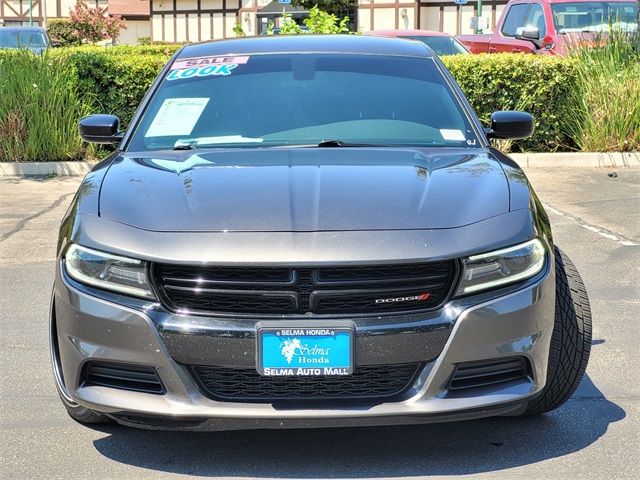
{"left": 552, "top": 2, "right": 638, "bottom": 33}
{"left": 127, "top": 53, "right": 480, "bottom": 151}
{"left": 0, "top": 29, "right": 48, "bottom": 49}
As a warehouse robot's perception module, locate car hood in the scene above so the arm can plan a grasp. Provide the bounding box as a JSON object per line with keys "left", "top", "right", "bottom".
{"left": 98, "top": 147, "right": 510, "bottom": 232}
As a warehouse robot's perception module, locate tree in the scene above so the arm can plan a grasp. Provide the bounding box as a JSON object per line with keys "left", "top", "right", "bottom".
{"left": 46, "top": 19, "right": 82, "bottom": 47}
{"left": 293, "top": 0, "right": 355, "bottom": 17}
{"left": 303, "top": 5, "right": 350, "bottom": 34}
{"left": 69, "top": 2, "right": 126, "bottom": 44}
{"left": 270, "top": 6, "right": 350, "bottom": 35}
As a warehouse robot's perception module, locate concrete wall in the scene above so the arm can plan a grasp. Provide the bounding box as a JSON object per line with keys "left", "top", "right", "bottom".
{"left": 117, "top": 18, "right": 150, "bottom": 45}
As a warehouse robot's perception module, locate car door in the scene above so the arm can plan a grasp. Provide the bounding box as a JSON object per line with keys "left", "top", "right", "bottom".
{"left": 491, "top": 1, "right": 536, "bottom": 53}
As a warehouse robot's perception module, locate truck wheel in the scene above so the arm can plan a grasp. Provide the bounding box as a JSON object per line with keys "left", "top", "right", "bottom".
{"left": 524, "top": 246, "right": 592, "bottom": 415}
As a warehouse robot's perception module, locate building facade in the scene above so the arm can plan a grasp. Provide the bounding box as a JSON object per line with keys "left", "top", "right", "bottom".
{"left": 146, "top": 0, "right": 509, "bottom": 43}
{"left": 2, "top": 0, "right": 510, "bottom": 44}
{"left": 0, "top": 1, "right": 149, "bottom": 45}
{"left": 0, "top": 0, "right": 108, "bottom": 26}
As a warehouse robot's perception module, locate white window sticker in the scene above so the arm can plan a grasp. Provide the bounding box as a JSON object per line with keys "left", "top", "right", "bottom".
{"left": 440, "top": 129, "right": 466, "bottom": 142}
{"left": 145, "top": 98, "right": 210, "bottom": 138}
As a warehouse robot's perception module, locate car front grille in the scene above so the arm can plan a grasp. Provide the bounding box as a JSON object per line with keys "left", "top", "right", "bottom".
{"left": 81, "top": 362, "right": 165, "bottom": 394}
{"left": 448, "top": 357, "right": 530, "bottom": 391}
{"left": 191, "top": 363, "right": 421, "bottom": 402}
{"left": 152, "top": 261, "right": 457, "bottom": 316}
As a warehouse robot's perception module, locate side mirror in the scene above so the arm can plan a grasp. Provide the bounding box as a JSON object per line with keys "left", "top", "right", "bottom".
{"left": 78, "top": 114, "right": 123, "bottom": 144}
{"left": 515, "top": 26, "right": 543, "bottom": 49}
{"left": 486, "top": 111, "right": 534, "bottom": 140}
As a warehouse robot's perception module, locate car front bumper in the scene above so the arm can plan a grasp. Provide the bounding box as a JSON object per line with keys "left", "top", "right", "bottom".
{"left": 51, "top": 254, "right": 555, "bottom": 431}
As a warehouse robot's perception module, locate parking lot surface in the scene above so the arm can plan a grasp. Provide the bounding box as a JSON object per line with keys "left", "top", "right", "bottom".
{"left": 1, "top": 167, "right": 639, "bottom": 479}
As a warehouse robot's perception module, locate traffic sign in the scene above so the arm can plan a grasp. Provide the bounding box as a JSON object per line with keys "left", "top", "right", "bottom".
{"left": 454, "top": 0, "right": 468, "bottom": 5}
{"left": 278, "top": 0, "right": 292, "bottom": 4}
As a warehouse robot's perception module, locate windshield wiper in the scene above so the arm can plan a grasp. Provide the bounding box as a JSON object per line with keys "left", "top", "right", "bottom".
{"left": 317, "top": 139, "right": 373, "bottom": 148}
{"left": 173, "top": 144, "right": 197, "bottom": 151}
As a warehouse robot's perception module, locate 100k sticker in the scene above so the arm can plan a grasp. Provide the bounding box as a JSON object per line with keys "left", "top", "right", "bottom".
{"left": 166, "top": 64, "right": 238, "bottom": 81}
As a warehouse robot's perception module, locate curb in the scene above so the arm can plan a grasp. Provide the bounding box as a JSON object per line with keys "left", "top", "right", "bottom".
{"left": 1, "top": 153, "right": 639, "bottom": 177}
{"left": 509, "top": 152, "right": 640, "bottom": 169}
{"left": 0, "top": 161, "right": 98, "bottom": 177}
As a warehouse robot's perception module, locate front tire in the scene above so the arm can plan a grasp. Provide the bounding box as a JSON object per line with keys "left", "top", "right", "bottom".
{"left": 58, "top": 390, "right": 111, "bottom": 425}
{"left": 524, "top": 246, "right": 592, "bottom": 415}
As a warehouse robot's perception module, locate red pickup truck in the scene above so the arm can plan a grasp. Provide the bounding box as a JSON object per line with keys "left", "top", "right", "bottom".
{"left": 458, "top": 0, "right": 638, "bottom": 55}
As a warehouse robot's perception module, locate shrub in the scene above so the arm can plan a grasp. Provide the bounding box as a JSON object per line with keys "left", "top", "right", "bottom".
{"left": 0, "top": 45, "right": 633, "bottom": 162}
{"left": 46, "top": 19, "right": 82, "bottom": 47}
{"left": 69, "top": 2, "right": 126, "bottom": 44}
{"left": 0, "top": 51, "right": 92, "bottom": 162}
{"left": 233, "top": 23, "right": 246, "bottom": 37}
{"left": 442, "top": 54, "right": 579, "bottom": 152}
{"left": 564, "top": 31, "right": 640, "bottom": 152}
{"left": 303, "top": 5, "right": 350, "bottom": 34}
{"left": 56, "top": 48, "right": 171, "bottom": 126}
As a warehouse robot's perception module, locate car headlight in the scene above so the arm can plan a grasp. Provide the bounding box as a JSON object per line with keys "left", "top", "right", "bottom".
{"left": 63, "top": 244, "right": 154, "bottom": 299}
{"left": 456, "top": 238, "right": 546, "bottom": 296}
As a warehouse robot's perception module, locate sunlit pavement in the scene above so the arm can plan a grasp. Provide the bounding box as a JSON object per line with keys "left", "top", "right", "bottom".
{"left": 1, "top": 168, "right": 638, "bottom": 479}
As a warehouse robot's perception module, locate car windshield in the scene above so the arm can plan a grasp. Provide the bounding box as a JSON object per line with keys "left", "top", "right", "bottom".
{"left": 403, "top": 36, "right": 469, "bottom": 55}
{"left": 0, "top": 29, "right": 47, "bottom": 49}
{"left": 127, "top": 53, "right": 480, "bottom": 151}
{"left": 552, "top": 2, "right": 638, "bottom": 33}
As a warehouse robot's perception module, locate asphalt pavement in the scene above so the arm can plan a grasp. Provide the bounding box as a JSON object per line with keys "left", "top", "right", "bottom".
{"left": 0, "top": 167, "right": 638, "bottom": 479}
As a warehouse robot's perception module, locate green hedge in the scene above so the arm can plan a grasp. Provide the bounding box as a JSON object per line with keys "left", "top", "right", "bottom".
{"left": 1, "top": 46, "right": 582, "bottom": 161}
{"left": 53, "top": 48, "right": 172, "bottom": 126}
{"left": 443, "top": 54, "right": 578, "bottom": 152}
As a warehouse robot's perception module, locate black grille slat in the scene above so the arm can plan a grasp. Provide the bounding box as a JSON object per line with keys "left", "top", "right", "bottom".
{"left": 153, "top": 261, "right": 457, "bottom": 316}
{"left": 192, "top": 364, "right": 421, "bottom": 402}
{"left": 83, "top": 362, "right": 165, "bottom": 394}
{"left": 448, "top": 357, "right": 529, "bottom": 391}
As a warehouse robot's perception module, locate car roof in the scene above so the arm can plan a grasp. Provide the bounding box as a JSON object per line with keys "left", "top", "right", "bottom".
{"left": 177, "top": 35, "right": 433, "bottom": 60}
{"left": 1, "top": 26, "right": 45, "bottom": 31}
{"left": 365, "top": 29, "right": 452, "bottom": 38}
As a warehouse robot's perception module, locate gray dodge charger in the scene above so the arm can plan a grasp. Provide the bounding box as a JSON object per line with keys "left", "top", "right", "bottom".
{"left": 51, "top": 35, "right": 592, "bottom": 430}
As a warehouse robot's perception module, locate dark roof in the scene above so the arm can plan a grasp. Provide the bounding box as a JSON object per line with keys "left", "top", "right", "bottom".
{"left": 257, "top": 1, "right": 308, "bottom": 16}
{"left": 108, "top": 0, "right": 150, "bottom": 17}
{"left": 177, "top": 35, "right": 433, "bottom": 60}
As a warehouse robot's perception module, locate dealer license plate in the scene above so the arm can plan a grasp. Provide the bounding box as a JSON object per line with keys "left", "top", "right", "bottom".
{"left": 256, "top": 325, "right": 354, "bottom": 376}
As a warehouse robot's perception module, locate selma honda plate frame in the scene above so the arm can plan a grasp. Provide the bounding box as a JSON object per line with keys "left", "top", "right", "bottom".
{"left": 256, "top": 323, "right": 355, "bottom": 377}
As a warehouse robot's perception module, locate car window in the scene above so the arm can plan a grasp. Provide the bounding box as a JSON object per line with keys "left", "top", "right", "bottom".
{"left": 501, "top": 3, "right": 532, "bottom": 36}
{"left": 404, "top": 36, "right": 469, "bottom": 55}
{"left": 0, "top": 30, "right": 47, "bottom": 49}
{"left": 551, "top": 2, "right": 637, "bottom": 33}
{"left": 127, "top": 53, "right": 480, "bottom": 152}
{"left": 525, "top": 4, "right": 547, "bottom": 37}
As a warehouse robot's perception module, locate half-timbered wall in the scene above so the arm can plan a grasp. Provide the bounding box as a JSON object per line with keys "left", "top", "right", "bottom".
{"left": 149, "top": 0, "right": 268, "bottom": 42}
{"left": 1, "top": 0, "right": 107, "bottom": 26}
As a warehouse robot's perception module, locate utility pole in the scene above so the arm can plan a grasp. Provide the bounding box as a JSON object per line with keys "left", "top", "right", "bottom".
{"left": 29, "top": 0, "right": 33, "bottom": 26}
{"left": 477, "top": 0, "right": 483, "bottom": 34}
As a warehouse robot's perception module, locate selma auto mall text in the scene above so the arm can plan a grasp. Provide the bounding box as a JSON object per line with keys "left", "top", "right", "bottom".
{"left": 263, "top": 367, "right": 350, "bottom": 376}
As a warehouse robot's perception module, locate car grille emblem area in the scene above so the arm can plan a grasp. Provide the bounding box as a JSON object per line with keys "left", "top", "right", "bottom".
{"left": 152, "top": 263, "right": 456, "bottom": 316}
{"left": 374, "top": 292, "right": 431, "bottom": 304}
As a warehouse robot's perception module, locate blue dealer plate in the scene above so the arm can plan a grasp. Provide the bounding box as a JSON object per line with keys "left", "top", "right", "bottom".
{"left": 257, "top": 326, "right": 354, "bottom": 376}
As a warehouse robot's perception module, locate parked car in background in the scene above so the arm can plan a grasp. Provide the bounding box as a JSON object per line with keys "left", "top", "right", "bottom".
{"left": 457, "top": 0, "right": 638, "bottom": 55}
{"left": 0, "top": 26, "right": 50, "bottom": 53}
{"left": 51, "top": 35, "right": 592, "bottom": 432}
{"left": 365, "top": 29, "right": 469, "bottom": 55}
